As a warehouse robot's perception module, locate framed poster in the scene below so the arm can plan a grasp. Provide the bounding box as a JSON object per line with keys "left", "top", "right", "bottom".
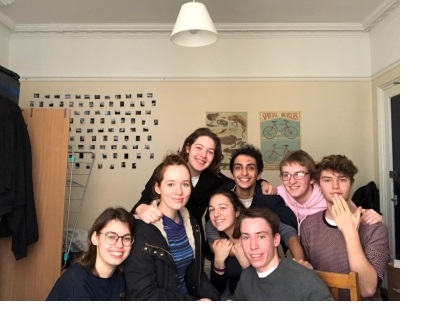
{"left": 206, "top": 112, "right": 248, "bottom": 170}
{"left": 260, "top": 111, "right": 301, "bottom": 170}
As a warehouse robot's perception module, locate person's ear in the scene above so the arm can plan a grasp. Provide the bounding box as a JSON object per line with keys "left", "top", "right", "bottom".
{"left": 91, "top": 231, "right": 99, "bottom": 246}
{"left": 273, "top": 233, "right": 281, "bottom": 247}
{"left": 155, "top": 183, "right": 161, "bottom": 195}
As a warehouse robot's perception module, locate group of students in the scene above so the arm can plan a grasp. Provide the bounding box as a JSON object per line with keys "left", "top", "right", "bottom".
{"left": 47, "top": 127, "right": 391, "bottom": 301}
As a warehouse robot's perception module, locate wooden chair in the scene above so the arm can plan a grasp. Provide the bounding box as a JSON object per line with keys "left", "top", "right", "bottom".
{"left": 315, "top": 270, "right": 360, "bottom": 301}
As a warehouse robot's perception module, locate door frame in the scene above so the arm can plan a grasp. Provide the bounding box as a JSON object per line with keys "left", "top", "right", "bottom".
{"left": 377, "top": 79, "right": 400, "bottom": 260}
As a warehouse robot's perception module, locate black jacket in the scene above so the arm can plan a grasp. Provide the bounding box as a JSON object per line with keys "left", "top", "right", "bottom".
{"left": 124, "top": 207, "right": 220, "bottom": 301}
{"left": 132, "top": 169, "right": 232, "bottom": 258}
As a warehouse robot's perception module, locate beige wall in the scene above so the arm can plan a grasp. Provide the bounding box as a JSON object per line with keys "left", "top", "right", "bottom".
{"left": 20, "top": 79, "right": 376, "bottom": 230}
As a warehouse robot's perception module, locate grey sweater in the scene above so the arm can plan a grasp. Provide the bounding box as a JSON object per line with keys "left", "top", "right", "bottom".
{"left": 232, "top": 258, "right": 333, "bottom": 301}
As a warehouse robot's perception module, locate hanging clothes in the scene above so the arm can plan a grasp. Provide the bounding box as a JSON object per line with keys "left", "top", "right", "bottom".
{"left": 0, "top": 66, "right": 39, "bottom": 260}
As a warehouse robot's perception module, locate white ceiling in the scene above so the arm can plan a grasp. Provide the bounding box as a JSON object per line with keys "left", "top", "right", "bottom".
{"left": 0, "top": 0, "right": 399, "bottom": 33}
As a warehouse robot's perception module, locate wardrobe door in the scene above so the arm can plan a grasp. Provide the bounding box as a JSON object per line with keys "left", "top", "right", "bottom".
{"left": 0, "top": 108, "right": 70, "bottom": 300}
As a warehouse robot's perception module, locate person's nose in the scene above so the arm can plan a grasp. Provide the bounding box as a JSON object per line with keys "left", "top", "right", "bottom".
{"left": 175, "top": 184, "right": 183, "bottom": 195}
{"left": 115, "top": 237, "right": 124, "bottom": 248}
{"left": 250, "top": 238, "right": 258, "bottom": 250}
{"left": 332, "top": 179, "right": 340, "bottom": 189}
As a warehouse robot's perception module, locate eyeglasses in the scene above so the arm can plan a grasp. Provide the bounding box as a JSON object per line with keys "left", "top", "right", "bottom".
{"left": 280, "top": 171, "right": 309, "bottom": 181}
{"left": 99, "top": 232, "right": 134, "bottom": 246}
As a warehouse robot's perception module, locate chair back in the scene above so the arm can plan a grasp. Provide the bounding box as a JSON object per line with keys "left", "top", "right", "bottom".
{"left": 315, "top": 270, "right": 360, "bottom": 301}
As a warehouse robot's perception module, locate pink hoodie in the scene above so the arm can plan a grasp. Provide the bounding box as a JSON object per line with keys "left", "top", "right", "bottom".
{"left": 277, "top": 183, "right": 326, "bottom": 235}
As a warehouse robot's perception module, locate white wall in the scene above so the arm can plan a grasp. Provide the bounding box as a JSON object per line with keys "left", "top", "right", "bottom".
{"left": 0, "top": 27, "right": 9, "bottom": 66}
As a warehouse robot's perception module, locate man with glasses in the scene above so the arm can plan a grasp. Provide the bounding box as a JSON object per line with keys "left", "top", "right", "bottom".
{"left": 277, "top": 150, "right": 383, "bottom": 236}
{"left": 206, "top": 144, "right": 305, "bottom": 261}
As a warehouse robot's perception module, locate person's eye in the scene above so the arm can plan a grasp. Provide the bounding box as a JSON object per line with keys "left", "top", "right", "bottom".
{"left": 207, "top": 150, "right": 214, "bottom": 155}
{"left": 208, "top": 207, "right": 214, "bottom": 212}
{"left": 183, "top": 182, "right": 191, "bottom": 187}
{"left": 297, "top": 172, "right": 305, "bottom": 177}
{"left": 123, "top": 236, "right": 132, "bottom": 243}
{"left": 242, "top": 236, "right": 249, "bottom": 240}
{"left": 234, "top": 166, "right": 241, "bottom": 171}
{"left": 107, "top": 234, "right": 118, "bottom": 242}
{"left": 259, "top": 235, "right": 266, "bottom": 239}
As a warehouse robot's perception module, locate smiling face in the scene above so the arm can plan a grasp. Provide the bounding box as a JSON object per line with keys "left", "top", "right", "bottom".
{"left": 240, "top": 217, "right": 280, "bottom": 273}
{"left": 318, "top": 169, "right": 352, "bottom": 205}
{"left": 209, "top": 193, "right": 240, "bottom": 234}
{"left": 91, "top": 219, "right": 132, "bottom": 275}
{"left": 185, "top": 135, "right": 216, "bottom": 176}
{"left": 232, "top": 154, "right": 260, "bottom": 193}
{"left": 281, "top": 162, "right": 313, "bottom": 204}
{"left": 155, "top": 164, "right": 191, "bottom": 217}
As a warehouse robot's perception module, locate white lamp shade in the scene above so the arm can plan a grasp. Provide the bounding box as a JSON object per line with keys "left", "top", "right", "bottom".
{"left": 170, "top": 2, "right": 219, "bottom": 47}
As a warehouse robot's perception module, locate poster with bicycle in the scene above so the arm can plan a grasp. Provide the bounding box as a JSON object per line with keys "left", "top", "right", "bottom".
{"left": 260, "top": 111, "right": 301, "bottom": 169}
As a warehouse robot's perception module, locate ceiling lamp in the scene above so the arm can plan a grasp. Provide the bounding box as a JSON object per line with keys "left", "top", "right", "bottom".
{"left": 170, "top": 1, "right": 219, "bottom": 47}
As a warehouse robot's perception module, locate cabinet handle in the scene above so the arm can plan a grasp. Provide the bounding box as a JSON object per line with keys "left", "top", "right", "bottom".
{"left": 392, "top": 288, "right": 400, "bottom": 293}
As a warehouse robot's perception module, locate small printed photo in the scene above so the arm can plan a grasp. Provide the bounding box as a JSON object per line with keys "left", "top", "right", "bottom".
{"left": 110, "top": 164, "right": 114, "bottom": 169}
{"left": 84, "top": 95, "right": 90, "bottom": 99}
{"left": 140, "top": 101, "right": 145, "bottom": 107}
{"left": 30, "top": 101, "right": 35, "bottom": 107}
{"left": 87, "top": 129, "right": 93, "bottom": 133}
{"left": 131, "top": 118, "right": 135, "bottom": 124}
{"left": 49, "top": 103, "right": 54, "bottom": 107}
{"left": 103, "top": 135, "right": 108, "bottom": 141}
{"left": 115, "top": 111, "right": 121, "bottom": 115}
{"left": 137, "top": 93, "right": 143, "bottom": 98}
{"left": 89, "top": 145, "right": 95, "bottom": 150}
{"left": 80, "top": 136, "right": 85, "bottom": 142}
{"left": 44, "top": 95, "right": 50, "bottom": 99}
{"left": 147, "top": 93, "right": 153, "bottom": 98}
{"left": 115, "top": 94, "right": 121, "bottom": 99}
{"left": 111, "top": 145, "right": 117, "bottom": 150}
{"left": 65, "top": 94, "right": 71, "bottom": 99}
{"left": 119, "top": 128, "right": 125, "bottom": 133}
{"left": 135, "top": 135, "right": 140, "bottom": 141}
{"left": 95, "top": 95, "right": 100, "bottom": 99}
{"left": 92, "top": 136, "right": 96, "bottom": 142}
{"left": 89, "top": 102, "right": 94, "bottom": 108}
{"left": 34, "top": 93, "right": 40, "bottom": 98}
{"left": 152, "top": 100, "right": 156, "bottom": 106}
{"left": 100, "top": 145, "right": 106, "bottom": 149}
{"left": 132, "top": 163, "right": 137, "bottom": 169}
{"left": 109, "top": 101, "right": 114, "bottom": 107}
{"left": 78, "top": 145, "right": 84, "bottom": 150}
{"left": 98, "top": 163, "right": 103, "bottom": 169}
{"left": 136, "top": 153, "right": 141, "bottom": 159}
{"left": 99, "top": 102, "right": 104, "bottom": 107}
{"left": 130, "top": 102, "right": 135, "bottom": 108}
{"left": 70, "top": 118, "right": 73, "bottom": 124}
{"left": 39, "top": 102, "right": 44, "bottom": 107}
{"left": 125, "top": 111, "right": 131, "bottom": 116}
{"left": 105, "top": 95, "right": 110, "bottom": 99}
{"left": 147, "top": 135, "right": 152, "bottom": 141}
{"left": 113, "top": 153, "right": 118, "bottom": 159}
{"left": 145, "top": 145, "right": 150, "bottom": 150}
{"left": 122, "top": 145, "right": 128, "bottom": 150}
{"left": 102, "top": 153, "right": 107, "bottom": 159}
{"left": 95, "top": 110, "right": 101, "bottom": 115}
{"left": 55, "top": 95, "right": 60, "bottom": 99}
{"left": 130, "top": 128, "right": 136, "bottom": 132}
{"left": 75, "top": 95, "right": 81, "bottom": 99}
{"left": 74, "top": 111, "right": 80, "bottom": 116}
{"left": 142, "top": 120, "right": 146, "bottom": 125}
{"left": 124, "top": 153, "right": 129, "bottom": 159}
{"left": 76, "top": 128, "right": 82, "bottom": 133}
{"left": 132, "top": 145, "right": 138, "bottom": 150}
{"left": 150, "top": 153, "right": 154, "bottom": 159}
{"left": 69, "top": 102, "right": 74, "bottom": 107}
{"left": 59, "top": 102, "right": 64, "bottom": 107}
{"left": 111, "top": 119, "right": 116, "bottom": 125}
{"left": 124, "top": 135, "right": 129, "bottom": 141}
{"left": 121, "top": 162, "right": 126, "bottom": 168}
{"left": 143, "top": 128, "right": 149, "bottom": 132}
{"left": 121, "top": 118, "right": 125, "bottom": 123}
{"left": 105, "top": 111, "right": 111, "bottom": 115}
{"left": 70, "top": 136, "right": 74, "bottom": 141}
{"left": 80, "top": 118, "right": 85, "bottom": 124}
{"left": 79, "top": 102, "right": 84, "bottom": 107}
{"left": 145, "top": 110, "right": 151, "bottom": 115}
{"left": 126, "top": 94, "right": 131, "bottom": 99}
{"left": 98, "top": 128, "right": 104, "bottom": 133}
{"left": 84, "top": 111, "right": 90, "bottom": 115}
{"left": 114, "top": 136, "right": 119, "bottom": 142}
{"left": 108, "top": 128, "right": 114, "bottom": 133}
{"left": 136, "top": 111, "right": 141, "bottom": 115}
{"left": 154, "top": 119, "right": 158, "bottom": 125}
{"left": 90, "top": 118, "right": 95, "bottom": 124}
{"left": 120, "top": 101, "right": 125, "bottom": 107}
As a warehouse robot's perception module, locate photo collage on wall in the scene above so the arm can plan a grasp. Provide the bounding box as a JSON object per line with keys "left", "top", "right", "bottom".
{"left": 28, "top": 92, "right": 158, "bottom": 170}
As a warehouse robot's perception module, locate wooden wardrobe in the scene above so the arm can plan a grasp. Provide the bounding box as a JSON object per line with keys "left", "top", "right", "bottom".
{"left": 0, "top": 108, "right": 70, "bottom": 300}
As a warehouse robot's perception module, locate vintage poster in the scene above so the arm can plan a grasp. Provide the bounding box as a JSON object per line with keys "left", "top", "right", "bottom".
{"left": 260, "top": 111, "right": 301, "bottom": 170}
{"left": 206, "top": 112, "right": 248, "bottom": 170}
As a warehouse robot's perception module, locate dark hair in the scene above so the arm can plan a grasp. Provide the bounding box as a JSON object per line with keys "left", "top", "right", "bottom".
{"left": 233, "top": 207, "right": 279, "bottom": 238}
{"left": 208, "top": 188, "right": 246, "bottom": 239}
{"left": 77, "top": 207, "right": 135, "bottom": 272}
{"left": 151, "top": 153, "right": 191, "bottom": 199}
{"left": 279, "top": 150, "right": 316, "bottom": 180}
{"left": 229, "top": 144, "right": 264, "bottom": 174}
{"left": 179, "top": 128, "right": 223, "bottom": 174}
{"left": 315, "top": 154, "right": 358, "bottom": 183}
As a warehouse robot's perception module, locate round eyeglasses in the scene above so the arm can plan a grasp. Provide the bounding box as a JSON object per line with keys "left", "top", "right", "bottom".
{"left": 99, "top": 232, "right": 134, "bottom": 246}
{"left": 280, "top": 171, "right": 309, "bottom": 181}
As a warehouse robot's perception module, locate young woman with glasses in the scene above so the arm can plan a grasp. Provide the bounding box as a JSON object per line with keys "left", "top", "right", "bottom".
{"left": 46, "top": 207, "right": 135, "bottom": 300}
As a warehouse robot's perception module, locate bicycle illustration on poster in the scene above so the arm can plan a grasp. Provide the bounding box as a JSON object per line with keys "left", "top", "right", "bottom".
{"left": 260, "top": 111, "right": 301, "bottom": 170}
